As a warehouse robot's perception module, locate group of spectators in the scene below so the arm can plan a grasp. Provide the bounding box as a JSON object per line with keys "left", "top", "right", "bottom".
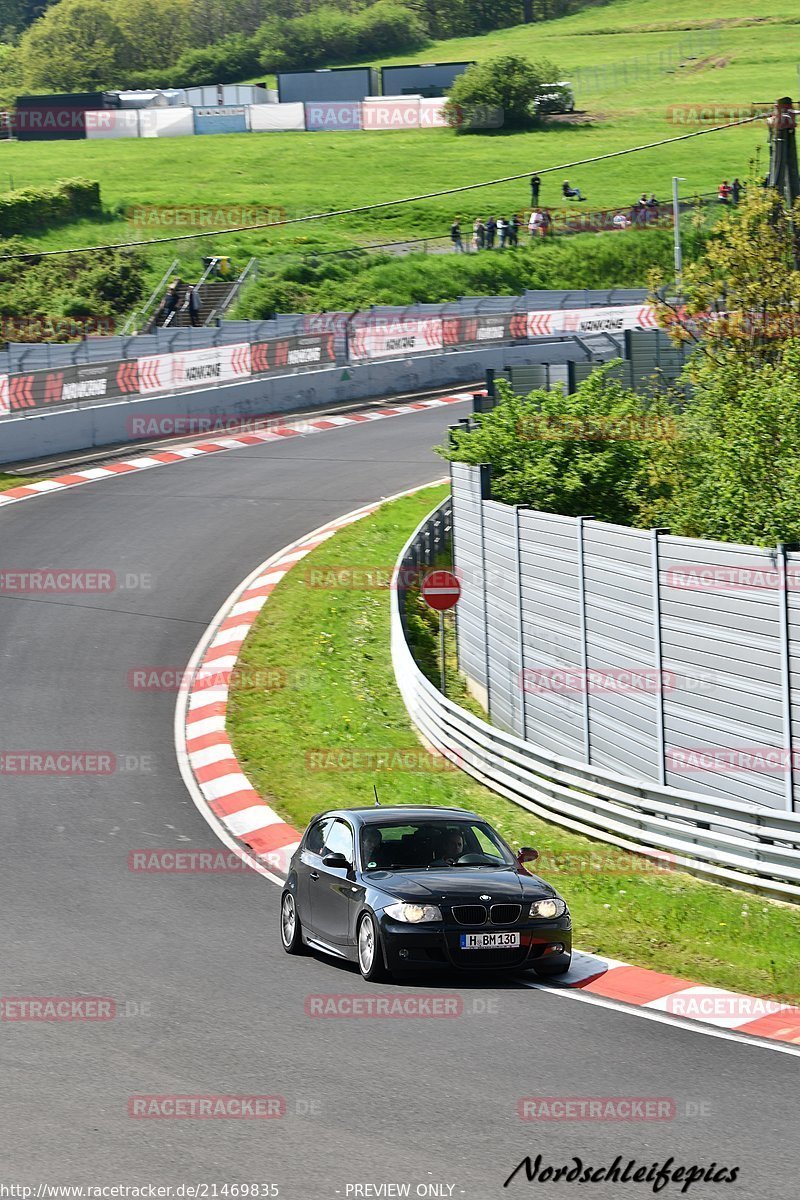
{"left": 449, "top": 172, "right": 747, "bottom": 252}
{"left": 718, "top": 178, "right": 744, "bottom": 203}
{"left": 157, "top": 277, "right": 202, "bottom": 327}
{"left": 450, "top": 216, "right": 522, "bottom": 251}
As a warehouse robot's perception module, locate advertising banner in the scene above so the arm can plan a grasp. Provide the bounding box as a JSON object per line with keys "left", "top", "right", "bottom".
{"left": 0, "top": 375, "right": 8, "bottom": 415}
{"left": 193, "top": 107, "right": 248, "bottom": 136}
{"left": 349, "top": 318, "right": 444, "bottom": 361}
{"left": 6, "top": 360, "right": 129, "bottom": 413}
{"left": 249, "top": 103, "right": 306, "bottom": 132}
{"left": 527, "top": 304, "right": 658, "bottom": 338}
{"left": 138, "top": 343, "right": 252, "bottom": 394}
{"left": 361, "top": 99, "right": 422, "bottom": 131}
{"left": 441, "top": 313, "right": 525, "bottom": 347}
{"left": 85, "top": 110, "right": 140, "bottom": 139}
{"left": 304, "top": 102, "right": 362, "bottom": 132}
{"left": 250, "top": 334, "right": 335, "bottom": 374}
{"left": 139, "top": 108, "right": 195, "bottom": 138}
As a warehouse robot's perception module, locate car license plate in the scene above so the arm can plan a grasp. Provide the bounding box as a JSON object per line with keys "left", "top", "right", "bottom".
{"left": 460, "top": 932, "right": 520, "bottom": 949}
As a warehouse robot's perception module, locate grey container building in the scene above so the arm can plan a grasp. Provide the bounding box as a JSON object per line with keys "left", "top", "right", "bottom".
{"left": 380, "top": 61, "right": 474, "bottom": 97}
{"left": 276, "top": 67, "right": 379, "bottom": 103}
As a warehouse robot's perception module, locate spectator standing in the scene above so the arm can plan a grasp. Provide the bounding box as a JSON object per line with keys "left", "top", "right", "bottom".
{"left": 540, "top": 208, "right": 553, "bottom": 236}
{"left": 160, "top": 278, "right": 181, "bottom": 324}
{"left": 497, "top": 216, "right": 508, "bottom": 248}
{"left": 528, "top": 209, "right": 543, "bottom": 239}
{"left": 562, "top": 180, "right": 586, "bottom": 201}
{"left": 732, "top": 177, "right": 743, "bottom": 204}
{"left": 485, "top": 216, "right": 497, "bottom": 248}
{"left": 508, "top": 214, "right": 519, "bottom": 247}
{"left": 530, "top": 174, "right": 541, "bottom": 206}
{"left": 451, "top": 219, "right": 464, "bottom": 252}
{"left": 472, "top": 218, "right": 485, "bottom": 251}
{"left": 185, "top": 285, "right": 202, "bottom": 328}
{"left": 718, "top": 180, "right": 733, "bottom": 203}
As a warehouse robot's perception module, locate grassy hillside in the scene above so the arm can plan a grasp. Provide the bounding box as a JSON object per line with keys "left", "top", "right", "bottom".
{"left": 0, "top": 0, "right": 793, "bottom": 311}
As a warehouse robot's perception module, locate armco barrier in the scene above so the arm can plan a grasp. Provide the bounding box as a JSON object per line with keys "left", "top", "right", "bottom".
{"left": 0, "top": 336, "right": 618, "bottom": 465}
{"left": 0, "top": 289, "right": 650, "bottom": 420}
{"left": 391, "top": 500, "right": 800, "bottom": 900}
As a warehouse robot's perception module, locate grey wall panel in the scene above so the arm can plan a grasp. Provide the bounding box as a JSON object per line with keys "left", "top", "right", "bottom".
{"left": 449, "top": 435, "right": 797, "bottom": 810}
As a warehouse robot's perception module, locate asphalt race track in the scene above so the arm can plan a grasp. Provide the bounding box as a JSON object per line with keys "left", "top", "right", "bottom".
{"left": 1, "top": 402, "right": 798, "bottom": 1198}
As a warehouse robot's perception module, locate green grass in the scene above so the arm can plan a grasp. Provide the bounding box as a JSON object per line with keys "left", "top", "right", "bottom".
{"left": 237, "top": 223, "right": 709, "bottom": 312}
{"left": 0, "top": 473, "right": 38, "bottom": 491}
{"left": 227, "top": 484, "right": 800, "bottom": 1001}
{"left": 0, "top": 0, "right": 792, "bottom": 299}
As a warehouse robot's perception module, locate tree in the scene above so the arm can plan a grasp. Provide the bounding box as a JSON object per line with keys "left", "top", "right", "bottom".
{"left": 173, "top": 33, "right": 262, "bottom": 87}
{"left": 652, "top": 186, "right": 800, "bottom": 371}
{"left": 19, "top": 0, "right": 129, "bottom": 90}
{"left": 437, "top": 367, "right": 672, "bottom": 525}
{"left": 642, "top": 347, "right": 800, "bottom": 545}
{"left": 444, "top": 55, "right": 561, "bottom": 132}
{"left": 0, "top": 0, "right": 53, "bottom": 36}
{"left": 109, "top": 0, "right": 192, "bottom": 73}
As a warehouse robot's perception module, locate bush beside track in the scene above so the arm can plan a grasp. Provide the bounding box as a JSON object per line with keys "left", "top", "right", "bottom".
{"left": 227, "top": 484, "right": 800, "bottom": 1002}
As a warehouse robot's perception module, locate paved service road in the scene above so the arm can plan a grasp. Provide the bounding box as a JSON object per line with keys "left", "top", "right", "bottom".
{"left": 0, "top": 403, "right": 797, "bottom": 1198}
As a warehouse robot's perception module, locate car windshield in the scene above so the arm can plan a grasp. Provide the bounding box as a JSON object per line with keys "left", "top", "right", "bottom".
{"left": 359, "top": 819, "right": 515, "bottom": 871}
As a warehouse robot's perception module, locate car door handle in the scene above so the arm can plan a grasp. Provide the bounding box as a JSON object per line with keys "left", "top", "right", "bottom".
{"left": 309, "top": 871, "right": 320, "bottom": 881}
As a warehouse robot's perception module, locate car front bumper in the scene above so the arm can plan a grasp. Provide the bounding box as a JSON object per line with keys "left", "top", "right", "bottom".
{"left": 376, "top": 912, "right": 572, "bottom": 973}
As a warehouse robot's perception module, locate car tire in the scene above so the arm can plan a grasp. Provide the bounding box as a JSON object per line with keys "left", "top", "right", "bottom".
{"left": 280, "top": 891, "right": 306, "bottom": 955}
{"left": 533, "top": 953, "right": 572, "bottom": 978}
{"left": 357, "top": 912, "right": 390, "bottom": 983}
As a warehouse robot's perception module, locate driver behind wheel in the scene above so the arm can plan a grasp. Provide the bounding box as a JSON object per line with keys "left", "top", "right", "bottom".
{"left": 431, "top": 828, "right": 465, "bottom": 865}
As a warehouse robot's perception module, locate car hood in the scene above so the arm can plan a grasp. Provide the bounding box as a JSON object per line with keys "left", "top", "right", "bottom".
{"left": 367, "top": 867, "right": 557, "bottom": 903}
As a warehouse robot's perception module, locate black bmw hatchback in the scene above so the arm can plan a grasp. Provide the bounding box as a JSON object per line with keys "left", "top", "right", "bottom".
{"left": 280, "top": 805, "right": 572, "bottom": 982}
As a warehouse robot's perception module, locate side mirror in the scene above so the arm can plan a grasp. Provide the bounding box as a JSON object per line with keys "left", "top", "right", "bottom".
{"left": 517, "top": 846, "right": 539, "bottom": 865}
{"left": 322, "top": 853, "right": 351, "bottom": 870}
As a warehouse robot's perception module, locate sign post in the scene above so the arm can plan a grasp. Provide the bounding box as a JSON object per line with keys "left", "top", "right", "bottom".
{"left": 421, "top": 570, "right": 461, "bottom": 697}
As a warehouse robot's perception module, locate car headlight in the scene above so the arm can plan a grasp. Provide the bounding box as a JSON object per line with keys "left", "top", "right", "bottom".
{"left": 529, "top": 898, "right": 567, "bottom": 919}
{"left": 384, "top": 902, "right": 442, "bottom": 924}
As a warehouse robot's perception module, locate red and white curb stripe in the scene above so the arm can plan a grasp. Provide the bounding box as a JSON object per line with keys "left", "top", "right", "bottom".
{"left": 554, "top": 952, "right": 800, "bottom": 1045}
{"left": 0, "top": 393, "right": 473, "bottom": 510}
{"left": 174, "top": 498, "right": 800, "bottom": 1053}
{"left": 176, "top": 501, "right": 388, "bottom": 882}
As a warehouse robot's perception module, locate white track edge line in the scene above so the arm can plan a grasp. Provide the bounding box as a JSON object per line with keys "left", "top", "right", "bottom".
{"left": 173, "top": 478, "right": 448, "bottom": 885}
{"left": 171, "top": 478, "right": 800, "bottom": 1057}
{"left": 521, "top": 978, "right": 800, "bottom": 1059}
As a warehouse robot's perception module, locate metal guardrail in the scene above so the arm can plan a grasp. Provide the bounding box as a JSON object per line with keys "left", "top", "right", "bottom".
{"left": 391, "top": 499, "right": 800, "bottom": 900}
{"left": 121, "top": 258, "right": 179, "bottom": 336}
{"left": 205, "top": 256, "right": 257, "bottom": 325}
{"left": 0, "top": 287, "right": 649, "bottom": 378}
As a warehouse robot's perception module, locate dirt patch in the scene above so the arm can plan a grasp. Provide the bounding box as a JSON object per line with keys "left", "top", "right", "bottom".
{"left": 685, "top": 55, "right": 732, "bottom": 73}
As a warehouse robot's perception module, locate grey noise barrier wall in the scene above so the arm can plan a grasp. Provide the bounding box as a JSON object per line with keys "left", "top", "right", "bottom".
{"left": 392, "top": 499, "right": 800, "bottom": 899}
{"left": 450, "top": 462, "right": 800, "bottom": 815}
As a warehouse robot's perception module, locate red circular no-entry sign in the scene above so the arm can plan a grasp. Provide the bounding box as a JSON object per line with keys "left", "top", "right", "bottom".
{"left": 421, "top": 569, "right": 461, "bottom": 611}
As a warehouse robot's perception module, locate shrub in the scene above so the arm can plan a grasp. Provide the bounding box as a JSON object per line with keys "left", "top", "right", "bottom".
{"left": 437, "top": 368, "right": 669, "bottom": 525}
{"left": 445, "top": 54, "right": 561, "bottom": 132}
{"left": 259, "top": 1, "right": 426, "bottom": 73}
{"left": 0, "top": 178, "right": 101, "bottom": 237}
{"left": 173, "top": 33, "right": 262, "bottom": 87}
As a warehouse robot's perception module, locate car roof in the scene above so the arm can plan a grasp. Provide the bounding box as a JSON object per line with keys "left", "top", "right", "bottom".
{"left": 310, "top": 805, "right": 481, "bottom": 826}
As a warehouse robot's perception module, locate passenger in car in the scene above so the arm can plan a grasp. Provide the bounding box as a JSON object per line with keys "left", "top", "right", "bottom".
{"left": 362, "top": 827, "right": 385, "bottom": 868}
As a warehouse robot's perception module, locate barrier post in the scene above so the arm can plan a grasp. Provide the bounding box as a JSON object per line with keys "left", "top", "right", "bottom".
{"left": 576, "top": 515, "right": 593, "bottom": 764}
{"left": 478, "top": 464, "right": 492, "bottom": 716}
{"left": 651, "top": 527, "right": 670, "bottom": 787}
{"left": 515, "top": 504, "right": 527, "bottom": 739}
{"left": 778, "top": 542, "right": 796, "bottom": 811}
